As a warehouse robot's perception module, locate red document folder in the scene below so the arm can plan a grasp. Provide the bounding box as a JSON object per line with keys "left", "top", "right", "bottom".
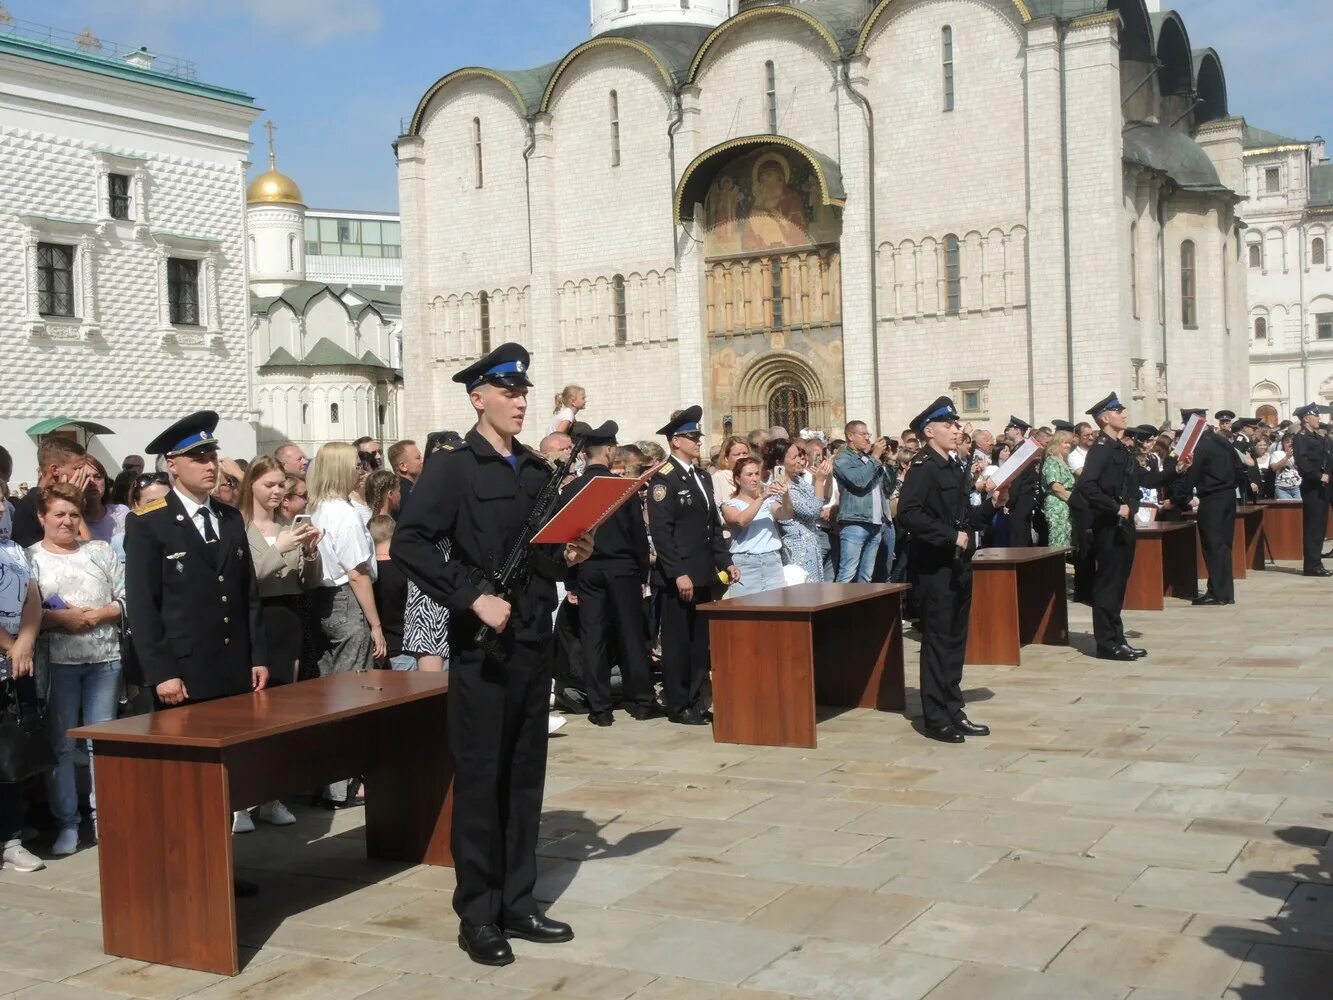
{"left": 530, "top": 463, "right": 663, "bottom": 544}
{"left": 1176, "top": 413, "right": 1206, "bottom": 464}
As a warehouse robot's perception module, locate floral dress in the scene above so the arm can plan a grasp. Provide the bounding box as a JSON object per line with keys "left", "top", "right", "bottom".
{"left": 778, "top": 476, "right": 825, "bottom": 582}
{"left": 1041, "top": 456, "right": 1076, "bottom": 549}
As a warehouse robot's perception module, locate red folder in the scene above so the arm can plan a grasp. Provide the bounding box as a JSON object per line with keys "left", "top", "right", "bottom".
{"left": 1176, "top": 413, "right": 1206, "bottom": 464}
{"left": 530, "top": 462, "right": 663, "bottom": 544}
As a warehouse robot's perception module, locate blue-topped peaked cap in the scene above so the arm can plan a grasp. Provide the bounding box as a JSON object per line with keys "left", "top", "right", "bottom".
{"left": 657, "top": 405, "right": 704, "bottom": 437}
{"left": 909, "top": 396, "right": 959, "bottom": 436}
{"left": 1086, "top": 393, "right": 1126, "bottom": 418}
{"left": 1005, "top": 415, "right": 1031, "bottom": 433}
{"left": 451, "top": 342, "right": 534, "bottom": 392}
{"left": 1294, "top": 402, "right": 1323, "bottom": 419}
{"left": 145, "top": 410, "right": 220, "bottom": 457}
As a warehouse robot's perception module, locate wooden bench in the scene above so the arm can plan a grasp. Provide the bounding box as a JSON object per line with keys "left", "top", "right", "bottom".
{"left": 964, "top": 547, "right": 1070, "bottom": 666}
{"left": 700, "top": 582, "right": 909, "bottom": 749}
{"left": 1126, "top": 522, "right": 1199, "bottom": 610}
{"left": 71, "top": 671, "right": 453, "bottom": 976}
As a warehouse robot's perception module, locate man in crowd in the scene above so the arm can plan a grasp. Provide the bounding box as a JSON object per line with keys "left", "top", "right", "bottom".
{"left": 971, "top": 429, "right": 994, "bottom": 465}
{"left": 898, "top": 396, "right": 1004, "bottom": 744}
{"left": 388, "top": 439, "right": 423, "bottom": 506}
{"left": 121, "top": 454, "right": 145, "bottom": 476}
{"left": 747, "top": 427, "right": 770, "bottom": 456}
{"left": 11, "top": 438, "right": 87, "bottom": 547}
{"left": 646, "top": 406, "right": 737, "bottom": 726}
{"left": 1002, "top": 416, "right": 1039, "bottom": 546}
{"left": 1179, "top": 408, "right": 1246, "bottom": 604}
{"left": 280, "top": 473, "right": 308, "bottom": 520}
{"left": 539, "top": 432, "right": 573, "bottom": 466}
{"left": 275, "top": 442, "right": 309, "bottom": 476}
{"left": 353, "top": 436, "right": 383, "bottom": 470}
{"left": 1068, "top": 422, "right": 1096, "bottom": 477}
{"left": 833, "top": 420, "right": 890, "bottom": 583}
{"left": 1292, "top": 402, "right": 1332, "bottom": 577}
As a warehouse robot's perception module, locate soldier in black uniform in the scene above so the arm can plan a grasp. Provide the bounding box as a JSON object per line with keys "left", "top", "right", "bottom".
{"left": 561, "top": 420, "right": 661, "bottom": 726}
{"left": 645, "top": 406, "right": 737, "bottom": 726}
{"left": 1179, "top": 409, "right": 1246, "bottom": 604}
{"left": 391, "top": 343, "right": 594, "bottom": 967}
{"left": 1002, "top": 416, "right": 1038, "bottom": 546}
{"left": 1292, "top": 402, "right": 1332, "bottom": 577}
{"left": 897, "top": 396, "right": 1006, "bottom": 744}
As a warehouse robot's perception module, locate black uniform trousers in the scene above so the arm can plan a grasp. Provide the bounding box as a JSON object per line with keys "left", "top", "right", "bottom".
{"left": 447, "top": 640, "right": 549, "bottom": 928}
{"left": 575, "top": 568, "right": 654, "bottom": 713}
{"left": 1301, "top": 483, "right": 1327, "bottom": 572}
{"left": 660, "top": 583, "right": 718, "bottom": 715}
{"left": 1197, "top": 492, "right": 1237, "bottom": 602}
{"left": 1071, "top": 507, "right": 1095, "bottom": 602}
{"left": 916, "top": 561, "right": 970, "bottom": 730}
{"left": 1091, "top": 519, "right": 1136, "bottom": 654}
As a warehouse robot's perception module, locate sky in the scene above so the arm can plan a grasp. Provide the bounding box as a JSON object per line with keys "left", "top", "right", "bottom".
{"left": 18, "top": 0, "right": 1333, "bottom": 213}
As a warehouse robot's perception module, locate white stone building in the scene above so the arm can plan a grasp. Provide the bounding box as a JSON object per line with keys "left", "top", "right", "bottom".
{"left": 1242, "top": 127, "right": 1333, "bottom": 419}
{"left": 246, "top": 146, "right": 403, "bottom": 456}
{"left": 0, "top": 28, "right": 258, "bottom": 476}
{"left": 397, "top": 0, "right": 1250, "bottom": 443}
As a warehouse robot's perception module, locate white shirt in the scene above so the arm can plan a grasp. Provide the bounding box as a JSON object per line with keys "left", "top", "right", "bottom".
{"left": 313, "top": 498, "right": 376, "bottom": 588}
{"left": 1068, "top": 446, "right": 1088, "bottom": 473}
{"left": 548, "top": 407, "right": 576, "bottom": 434}
{"left": 173, "top": 488, "right": 220, "bottom": 542}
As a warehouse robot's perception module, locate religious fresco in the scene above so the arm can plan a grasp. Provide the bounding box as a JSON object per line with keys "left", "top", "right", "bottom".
{"left": 703, "top": 148, "right": 841, "bottom": 259}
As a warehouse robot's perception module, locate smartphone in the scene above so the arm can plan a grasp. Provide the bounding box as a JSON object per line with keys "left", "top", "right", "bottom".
{"left": 293, "top": 514, "right": 313, "bottom": 529}
{"left": 773, "top": 466, "right": 787, "bottom": 484}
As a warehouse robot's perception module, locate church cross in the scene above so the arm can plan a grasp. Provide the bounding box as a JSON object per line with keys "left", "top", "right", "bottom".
{"left": 264, "top": 119, "right": 278, "bottom": 170}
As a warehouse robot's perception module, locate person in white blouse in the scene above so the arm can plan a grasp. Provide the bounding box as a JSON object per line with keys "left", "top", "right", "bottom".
{"left": 548, "top": 385, "right": 586, "bottom": 435}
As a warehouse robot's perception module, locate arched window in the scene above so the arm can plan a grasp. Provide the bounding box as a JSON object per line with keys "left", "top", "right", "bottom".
{"left": 301, "top": 403, "right": 309, "bottom": 426}
{"left": 1129, "top": 222, "right": 1139, "bottom": 318}
{"left": 478, "top": 290, "right": 491, "bottom": 353}
{"left": 1254, "top": 317, "right": 1267, "bottom": 342}
{"left": 288, "top": 234, "right": 296, "bottom": 271}
{"left": 472, "top": 117, "right": 484, "bottom": 189}
{"left": 1180, "top": 240, "right": 1197, "bottom": 327}
{"left": 330, "top": 403, "right": 340, "bottom": 424}
{"left": 612, "top": 274, "right": 627, "bottom": 345}
{"left": 764, "top": 61, "right": 778, "bottom": 134}
{"left": 942, "top": 26, "right": 955, "bottom": 111}
{"left": 1314, "top": 237, "right": 1326, "bottom": 266}
{"left": 378, "top": 404, "right": 386, "bottom": 430}
{"left": 768, "top": 384, "right": 808, "bottom": 434}
{"left": 1248, "top": 242, "right": 1262, "bottom": 269}
{"left": 609, "top": 91, "right": 621, "bottom": 167}
{"left": 248, "top": 235, "right": 256, "bottom": 267}
{"left": 944, "top": 234, "right": 962, "bottom": 315}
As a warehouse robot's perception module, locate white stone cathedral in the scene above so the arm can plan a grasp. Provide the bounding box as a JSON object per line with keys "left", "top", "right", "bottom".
{"left": 398, "top": 0, "right": 1249, "bottom": 442}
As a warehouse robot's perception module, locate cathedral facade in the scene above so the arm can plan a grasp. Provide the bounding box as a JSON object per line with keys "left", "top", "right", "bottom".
{"left": 398, "top": 0, "right": 1249, "bottom": 442}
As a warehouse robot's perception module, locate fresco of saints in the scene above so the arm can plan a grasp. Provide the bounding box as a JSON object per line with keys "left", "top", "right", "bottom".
{"left": 743, "top": 154, "right": 809, "bottom": 251}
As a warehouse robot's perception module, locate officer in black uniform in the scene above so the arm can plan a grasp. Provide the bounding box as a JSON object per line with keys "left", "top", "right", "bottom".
{"left": 561, "top": 420, "right": 661, "bottom": 726}
{"left": 1002, "top": 416, "right": 1038, "bottom": 546}
{"left": 897, "top": 396, "right": 1005, "bottom": 744}
{"left": 1292, "top": 402, "right": 1332, "bottom": 577}
{"left": 1179, "top": 408, "right": 1246, "bottom": 604}
{"left": 125, "top": 411, "right": 269, "bottom": 707}
{"left": 645, "top": 406, "right": 737, "bottom": 726}
{"left": 391, "top": 343, "right": 594, "bottom": 967}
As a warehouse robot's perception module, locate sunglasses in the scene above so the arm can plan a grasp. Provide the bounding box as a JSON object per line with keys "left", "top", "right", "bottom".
{"left": 675, "top": 432, "right": 704, "bottom": 442}
{"left": 135, "top": 473, "right": 169, "bottom": 489}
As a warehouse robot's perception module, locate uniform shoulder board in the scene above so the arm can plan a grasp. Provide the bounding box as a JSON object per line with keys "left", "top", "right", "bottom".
{"left": 134, "top": 498, "right": 167, "bottom": 516}
{"left": 655, "top": 462, "right": 674, "bottom": 477}
{"left": 911, "top": 453, "right": 928, "bottom": 466}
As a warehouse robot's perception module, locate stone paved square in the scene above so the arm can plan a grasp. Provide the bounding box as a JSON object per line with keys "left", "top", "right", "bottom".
{"left": 3, "top": 567, "right": 1332, "bottom": 999}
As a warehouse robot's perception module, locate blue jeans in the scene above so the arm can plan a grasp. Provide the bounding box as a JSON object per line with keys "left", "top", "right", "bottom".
{"left": 729, "top": 550, "right": 786, "bottom": 598}
{"left": 1276, "top": 485, "right": 1300, "bottom": 500}
{"left": 389, "top": 654, "right": 417, "bottom": 671}
{"left": 873, "top": 522, "right": 897, "bottom": 582}
{"left": 836, "top": 522, "right": 884, "bottom": 583}
{"left": 46, "top": 660, "right": 121, "bottom": 831}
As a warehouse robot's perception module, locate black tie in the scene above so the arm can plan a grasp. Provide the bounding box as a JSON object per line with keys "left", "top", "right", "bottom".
{"left": 198, "top": 506, "right": 218, "bottom": 545}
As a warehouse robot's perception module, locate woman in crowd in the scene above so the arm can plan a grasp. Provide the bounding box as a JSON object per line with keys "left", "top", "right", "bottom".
{"left": 722, "top": 456, "right": 791, "bottom": 598}
{"left": 1274, "top": 432, "right": 1301, "bottom": 499}
{"left": 804, "top": 438, "right": 839, "bottom": 579}
{"left": 1041, "top": 429, "right": 1076, "bottom": 549}
{"left": 549, "top": 385, "right": 586, "bottom": 435}
{"left": 27, "top": 483, "right": 124, "bottom": 856}
{"left": 771, "top": 439, "right": 829, "bottom": 582}
{"left": 279, "top": 473, "right": 308, "bottom": 521}
{"left": 364, "top": 469, "right": 400, "bottom": 519}
{"left": 109, "top": 469, "right": 137, "bottom": 508}
{"left": 81, "top": 457, "right": 128, "bottom": 543}
{"left": 711, "top": 436, "right": 752, "bottom": 506}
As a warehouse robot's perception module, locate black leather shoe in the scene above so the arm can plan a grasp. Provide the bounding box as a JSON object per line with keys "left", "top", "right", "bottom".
{"left": 668, "top": 709, "right": 709, "bottom": 726}
{"left": 628, "top": 703, "right": 665, "bottom": 720}
{"left": 233, "top": 878, "right": 259, "bottom": 898}
{"left": 588, "top": 711, "right": 614, "bottom": 727}
{"left": 923, "top": 724, "right": 966, "bottom": 744}
{"left": 953, "top": 716, "right": 990, "bottom": 737}
{"left": 1303, "top": 568, "right": 1333, "bottom": 578}
{"left": 1097, "top": 645, "right": 1138, "bottom": 661}
{"left": 458, "top": 923, "right": 514, "bottom": 966}
{"left": 503, "top": 913, "right": 574, "bottom": 944}
{"left": 1192, "top": 595, "right": 1222, "bottom": 606}
{"left": 1126, "top": 646, "right": 1148, "bottom": 658}
{"left": 702, "top": 709, "right": 714, "bottom": 723}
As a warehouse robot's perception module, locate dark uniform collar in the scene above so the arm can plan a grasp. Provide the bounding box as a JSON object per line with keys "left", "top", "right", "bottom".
{"left": 464, "top": 427, "right": 543, "bottom": 469}
{"left": 584, "top": 463, "right": 611, "bottom": 476}
{"left": 919, "top": 445, "right": 954, "bottom": 468}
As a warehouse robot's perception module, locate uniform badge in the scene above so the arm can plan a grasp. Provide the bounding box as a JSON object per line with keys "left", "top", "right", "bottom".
{"left": 651, "top": 484, "right": 668, "bottom": 503}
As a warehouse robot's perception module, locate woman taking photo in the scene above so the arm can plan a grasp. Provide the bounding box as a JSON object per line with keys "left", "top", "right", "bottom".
{"left": 721, "top": 455, "right": 791, "bottom": 597}
{"left": 81, "top": 457, "right": 128, "bottom": 543}
{"left": 549, "top": 385, "right": 586, "bottom": 434}
{"left": 27, "top": 483, "right": 124, "bottom": 856}
{"left": 771, "top": 439, "right": 829, "bottom": 582}
{"left": 1041, "top": 430, "right": 1076, "bottom": 548}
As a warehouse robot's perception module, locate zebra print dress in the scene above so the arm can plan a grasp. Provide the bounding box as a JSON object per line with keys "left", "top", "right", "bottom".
{"left": 402, "top": 538, "right": 451, "bottom": 658}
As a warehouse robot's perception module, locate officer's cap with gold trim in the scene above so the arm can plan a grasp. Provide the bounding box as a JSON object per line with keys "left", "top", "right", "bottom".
{"left": 657, "top": 405, "right": 703, "bottom": 438}
{"left": 145, "top": 410, "right": 220, "bottom": 458}
{"left": 452, "top": 342, "right": 533, "bottom": 392}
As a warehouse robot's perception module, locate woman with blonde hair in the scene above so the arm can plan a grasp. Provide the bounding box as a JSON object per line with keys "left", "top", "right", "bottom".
{"left": 549, "top": 385, "right": 586, "bottom": 434}
{"left": 1041, "top": 430, "right": 1077, "bottom": 549}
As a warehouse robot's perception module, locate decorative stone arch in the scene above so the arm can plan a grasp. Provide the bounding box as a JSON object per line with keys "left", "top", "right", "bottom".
{"left": 1107, "top": 0, "right": 1155, "bottom": 64}
{"left": 675, "top": 134, "right": 846, "bottom": 227}
{"left": 857, "top": 0, "right": 1029, "bottom": 54}
{"left": 733, "top": 350, "right": 831, "bottom": 435}
{"left": 409, "top": 67, "right": 531, "bottom": 134}
{"left": 1252, "top": 380, "right": 1282, "bottom": 399}
{"left": 1153, "top": 12, "right": 1192, "bottom": 99}
{"left": 1193, "top": 49, "right": 1228, "bottom": 123}
{"left": 540, "top": 37, "right": 674, "bottom": 114}
{"left": 689, "top": 4, "right": 842, "bottom": 83}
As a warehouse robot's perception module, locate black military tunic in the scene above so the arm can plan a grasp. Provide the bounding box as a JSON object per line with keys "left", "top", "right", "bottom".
{"left": 562, "top": 462, "right": 654, "bottom": 715}
{"left": 645, "top": 455, "right": 731, "bottom": 718}
{"left": 1007, "top": 462, "right": 1040, "bottom": 547}
{"left": 1293, "top": 428, "right": 1331, "bottom": 573}
{"left": 1071, "top": 432, "right": 1139, "bottom": 655}
{"left": 1181, "top": 430, "right": 1246, "bottom": 602}
{"left": 124, "top": 491, "right": 268, "bottom": 703}
{"left": 897, "top": 447, "right": 996, "bottom": 730}
{"left": 391, "top": 429, "right": 564, "bottom": 928}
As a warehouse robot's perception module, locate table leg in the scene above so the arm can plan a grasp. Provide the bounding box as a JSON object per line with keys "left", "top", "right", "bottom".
{"left": 1231, "top": 517, "right": 1247, "bottom": 580}
{"left": 1125, "top": 537, "right": 1164, "bottom": 611}
{"left": 1244, "top": 513, "right": 1266, "bottom": 571}
{"left": 965, "top": 567, "right": 1020, "bottom": 666}
{"left": 711, "top": 614, "right": 817, "bottom": 748}
{"left": 365, "top": 697, "right": 454, "bottom": 866}
{"left": 814, "top": 594, "right": 905, "bottom": 712}
{"left": 1163, "top": 529, "right": 1200, "bottom": 601}
{"left": 1019, "top": 557, "right": 1070, "bottom": 647}
{"left": 93, "top": 745, "right": 237, "bottom": 975}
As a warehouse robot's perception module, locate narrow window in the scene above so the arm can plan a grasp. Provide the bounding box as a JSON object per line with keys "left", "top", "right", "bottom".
{"left": 1313, "top": 237, "right": 1326, "bottom": 266}
{"left": 764, "top": 61, "right": 778, "bottom": 134}
{"left": 612, "top": 274, "right": 628, "bottom": 345}
{"left": 378, "top": 404, "right": 386, "bottom": 429}
{"left": 473, "top": 117, "right": 484, "bottom": 189}
{"left": 769, "top": 258, "right": 784, "bottom": 328}
{"left": 108, "top": 173, "right": 131, "bottom": 220}
{"left": 1254, "top": 317, "right": 1267, "bottom": 342}
{"left": 330, "top": 403, "right": 340, "bottom": 424}
{"left": 681, "top": 0, "right": 689, "bottom": 8}
{"left": 1318, "top": 312, "right": 1333, "bottom": 340}
{"left": 1180, "top": 240, "right": 1197, "bottom": 328}
{"left": 1129, "top": 222, "right": 1139, "bottom": 319}
{"left": 609, "top": 91, "right": 621, "bottom": 167}
{"left": 942, "top": 26, "right": 955, "bottom": 112}
{"left": 168, "top": 259, "right": 200, "bottom": 325}
{"left": 36, "top": 242, "right": 76, "bottom": 317}
{"left": 1264, "top": 167, "right": 1280, "bottom": 194}
{"left": 479, "top": 290, "right": 491, "bottom": 353}
{"left": 288, "top": 235, "right": 297, "bottom": 271}
{"left": 301, "top": 403, "right": 309, "bottom": 426}
{"left": 619, "top": 0, "right": 628, "bottom": 10}
{"left": 1248, "top": 243, "right": 1262, "bottom": 269}
{"left": 944, "top": 234, "right": 961, "bottom": 315}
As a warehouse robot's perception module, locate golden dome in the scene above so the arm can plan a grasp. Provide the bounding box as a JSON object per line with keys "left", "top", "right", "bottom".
{"left": 246, "top": 168, "right": 304, "bottom": 206}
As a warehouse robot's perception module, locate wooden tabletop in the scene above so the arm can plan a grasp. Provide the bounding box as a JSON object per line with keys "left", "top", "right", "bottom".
{"left": 971, "top": 546, "right": 1071, "bottom": 565}
{"left": 1136, "top": 522, "right": 1196, "bottom": 534}
{"left": 1237, "top": 505, "right": 1264, "bottom": 514}
{"left": 70, "top": 671, "right": 449, "bottom": 749}
{"left": 700, "top": 582, "right": 910, "bottom": 616}
{"left": 1257, "top": 500, "right": 1304, "bottom": 508}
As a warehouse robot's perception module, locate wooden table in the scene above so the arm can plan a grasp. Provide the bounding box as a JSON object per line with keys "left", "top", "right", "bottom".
{"left": 964, "top": 547, "right": 1070, "bottom": 666}
{"left": 1257, "top": 499, "right": 1333, "bottom": 560}
{"left": 1185, "top": 508, "right": 1249, "bottom": 581}
{"left": 1238, "top": 504, "right": 1268, "bottom": 571}
{"left": 1125, "top": 522, "right": 1199, "bottom": 610}
{"left": 701, "top": 582, "right": 909, "bottom": 749}
{"left": 71, "top": 672, "right": 453, "bottom": 976}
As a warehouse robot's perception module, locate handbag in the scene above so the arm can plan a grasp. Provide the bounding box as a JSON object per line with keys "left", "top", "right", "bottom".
{"left": 0, "top": 677, "right": 57, "bottom": 783}
{"left": 116, "top": 599, "right": 145, "bottom": 688}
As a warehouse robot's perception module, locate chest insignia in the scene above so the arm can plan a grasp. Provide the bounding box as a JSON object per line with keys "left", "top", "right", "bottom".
{"left": 651, "top": 484, "right": 668, "bottom": 503}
